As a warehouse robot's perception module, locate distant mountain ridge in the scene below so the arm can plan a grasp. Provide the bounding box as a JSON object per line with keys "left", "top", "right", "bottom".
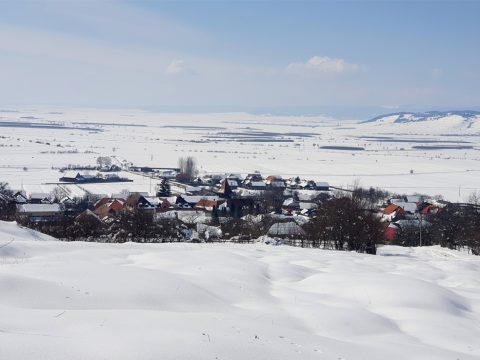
{"left": 363, "top": 110, "right": 480, "bottom": 124}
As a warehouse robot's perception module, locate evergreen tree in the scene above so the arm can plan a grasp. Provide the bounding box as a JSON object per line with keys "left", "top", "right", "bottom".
{"left": 157, "top": 178, "right": 171, "bottom": 197}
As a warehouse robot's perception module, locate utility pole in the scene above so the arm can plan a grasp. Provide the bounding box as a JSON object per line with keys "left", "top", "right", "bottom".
{"left": 419, "top": 211, "right": 423, "bottom": 247}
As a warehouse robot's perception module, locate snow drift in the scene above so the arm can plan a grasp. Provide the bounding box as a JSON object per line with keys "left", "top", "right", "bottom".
{"left": 1, "top": 229, "right": 479, "bottom": 359}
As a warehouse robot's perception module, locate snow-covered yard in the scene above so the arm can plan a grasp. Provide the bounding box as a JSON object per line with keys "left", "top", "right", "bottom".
{"left": 1, "top": 221, "right": 480, "bottom": 360}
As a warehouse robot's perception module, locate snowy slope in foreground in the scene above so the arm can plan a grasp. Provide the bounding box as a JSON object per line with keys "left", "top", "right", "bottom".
{"left": 0, "top": 220, "right": 57, "bottom": 242}
{"left": 1, "top": 239, "right": 480, "bottom": 359}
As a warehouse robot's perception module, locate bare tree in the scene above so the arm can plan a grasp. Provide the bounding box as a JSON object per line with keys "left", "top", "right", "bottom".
{"left": 178, "top": 156, "right": 198, "bottom": 181}
{"left": 96, "top": 156, "right": 112, "bottom": 169}
{"left": 303, "top": 195, "right": 383, "bottom": 254}
{"left": 50, "top": 186, "right": 67, "bottom": 202}
{"left": 0, "top": 182, "right": 15, "bottom": 220}
{"left": 259, "top": 188, "right": 284, "bottom": 214}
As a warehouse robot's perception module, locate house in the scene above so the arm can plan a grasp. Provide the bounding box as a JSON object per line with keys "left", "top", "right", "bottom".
{"left": 75, "top": 209, "right": 103, "bottom": 225}
{"left": 59, "top": 196, "right": 82, "bottom": 216}
{"left": 59, "top": 171, "right": 81, "bottom": 182}
{"left": 195, "top": 199, "right": 226, "bottom": 211}
{"left": 225, "top": 178, "right": 239, "bottom": 189}
{"left": 265, "top": 176, "right": 286, "bottom": 189}
{"left": 384, "top": 223, "right": 401, "bottom": 241}
{"left": 60, "top": 172, "right": 97, "bottom": 183}
{"left": 286, "top": 177, "right": 302, "bottom": 189}
{"left": 94, "top": 197, "right": 114, "bottom": 209}
{"left": 315, "top": 182, "right": 330, "bottom": 191}
{"left": 382, "top": 203, "right": 405, "bottom": 221}
{"left": 143, "top": 196, "right": 171, "bottom": 211}
{"left": 154, "top": 198, "right": 173, "bottom": 211}
{"left": 420, "top": 204, "right": 440, "bottom": 215}
{"left": 77, "top": 174, "right": 96, "bottom": 182}
{"left": 243, "top": 180, "right": 267, "bottom": 190}
{"left": 298, "top": 180, "right": 316, "bottom": 190}
{"left": 177, "top": 195, "right": 220, "bottom": 208}
{"left": 392, "top": 201, "right": 418, "bottom": 214}
{"left": 244, "top": 173, "right": 263, "bottom": 182}
{"left": 102, "top": 173, "right": 120, "bottom": 181}
{"left": 283, "top": 197, "right": 299, "bottom": 210}
{"left": 125, "top": 193, "right": 154, "bottom": 210}
{"left": 297, "top": 180, "right": 329, "bottom": 191}
{"left": 29, "top": 193, "right": 52, "bottom": 204}
{"left": 13, "top": 191, "right": 28, "bottom": 204}
{"left": 226, "top": 173, "right": 242, "bottom": 181}
{"left": 393, "top": 219, "right": 429, "bottom": 234}
{"left": 268, "top": 221, "right": 306, "bottom": 237}
{"left": 94, "top": 199, "right": 125, "bottom": 219}
{"left": 169, "top": 181, "right": 202, "bottom": 195}
{"left": 124, "top": 193, "right": 172, "bottom": 212}
{"left": 125, "top": 195, "right": 171, "bottom": 212}
{"left": 174, "top": 195, "right": 192, "bottom": 209}
{"left": 383, "top": 203, "right": 404, "bottom": 215}
{"left": 200, "top": 174, "right": 224, "bottom": 185}
{"left": 265, "top": 175, "right": 279, "bottom": 183}
{"left": 16, "top": 203, "right": 63, "bottom": 221}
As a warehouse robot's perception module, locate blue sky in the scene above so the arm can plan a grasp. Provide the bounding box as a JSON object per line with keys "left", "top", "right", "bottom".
{"left": 0, "top": 0, "right": 479, "bottom": 117}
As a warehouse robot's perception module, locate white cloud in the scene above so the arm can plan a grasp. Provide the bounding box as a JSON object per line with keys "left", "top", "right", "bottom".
{"left": 166, "top": 59, "right": 193, "bottom": 75}
{"left": 286, "top": 56, "right": 361, "bottom": 75}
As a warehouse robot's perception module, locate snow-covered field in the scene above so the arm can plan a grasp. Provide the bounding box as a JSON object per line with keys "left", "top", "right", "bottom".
{"left": 1, "top": 107, "right": 480, "bottom": 200}
{"left": 1, "top": 221, "right": 480, "bottom": 360}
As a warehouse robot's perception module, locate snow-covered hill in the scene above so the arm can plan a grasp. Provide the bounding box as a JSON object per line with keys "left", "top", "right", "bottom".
{"left": 1, "top": 231, "right": 479, "bottom": 359}
{"left": 360, "top": 110, "right": 480, "bottom": 134}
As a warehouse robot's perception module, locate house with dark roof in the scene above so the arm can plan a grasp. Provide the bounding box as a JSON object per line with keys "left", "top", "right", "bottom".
{"left": 29, "top": 193, "right": 52, "bottom": 204}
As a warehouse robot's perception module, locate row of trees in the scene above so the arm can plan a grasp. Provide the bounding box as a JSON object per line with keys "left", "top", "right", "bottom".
{"left": 392, "top": 202, "right": 480, "bottom": 255}
{"left": 20, "top": 209, "right": 186, "bottom": 243}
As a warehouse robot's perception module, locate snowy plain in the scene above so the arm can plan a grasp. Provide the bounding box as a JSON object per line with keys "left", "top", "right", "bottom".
{"left": 1, "top": 107, "right": 480, "bottom": 201}
{"left": 1, "top": 221, "right": 480, "bottom": 360}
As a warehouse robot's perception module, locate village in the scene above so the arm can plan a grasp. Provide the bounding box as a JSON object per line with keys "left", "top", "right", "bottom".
{"left": 2, "top": 155, "right": 476, "bottom": 254}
